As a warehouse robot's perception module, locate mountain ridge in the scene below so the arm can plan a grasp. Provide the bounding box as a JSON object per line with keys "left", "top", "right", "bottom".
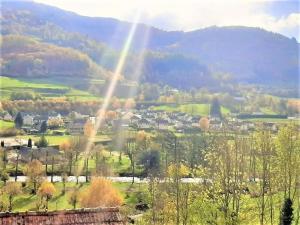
{"left": 1, "top": 1, "right": 299, "bottom": 89}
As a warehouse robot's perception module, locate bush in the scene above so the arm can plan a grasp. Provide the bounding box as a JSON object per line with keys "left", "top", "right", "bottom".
{"left": 0, "top": 128, "right": 24, "bottom": 137}
{"left": 37, "top": 135, "right": 48, "bottom": 147}
{"left": 10, "top": 92, "right": 36, "bottom": 100}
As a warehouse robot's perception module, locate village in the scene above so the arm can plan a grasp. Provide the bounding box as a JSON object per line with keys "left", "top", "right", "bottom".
{"left": 1, "top": 103, "right": 294, "bottom": 181}
{"left": 0, "top": 106, "right": 286, "bottom": 148}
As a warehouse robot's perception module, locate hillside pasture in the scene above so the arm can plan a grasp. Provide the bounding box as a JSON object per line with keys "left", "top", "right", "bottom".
{"left": 0, "top": 120, "right": 14, "bottom": 130}
{"left": 151, "top": 103, "right": 230, "bottom": 116}
{"left": 0, "top": 76, "right": 99, "bottom": 100}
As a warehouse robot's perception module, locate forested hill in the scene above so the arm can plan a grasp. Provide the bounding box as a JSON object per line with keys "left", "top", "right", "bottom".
{"left": 0, "top": 35, "right": 112, "bottom": 80}
{"left": 1, "top": 1, "right": 299, "bottom": 89}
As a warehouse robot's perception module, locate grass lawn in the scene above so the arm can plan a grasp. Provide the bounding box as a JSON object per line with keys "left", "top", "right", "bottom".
{"left": 2, "top": 180, "right": 297, "bottom": 225}
{"left": 244, "top": 118, "right": 300, "bottom": 124}
{"left": 259, "top": 107, "right": 276, "bottom": 115}
{"left": 16, "top": 134, "right": 111, "bottom": 146}
{"left": 0, "top": 120, "right": 14, "bottom": 130}
{"left": 106, "top": 152, "right": 133, "bottom": 174}
{"left": 76, "top": 150, "right": 132, "bottom": 175}
{"left": 1, "top": 181, "right": 145, "bottom": 212}
{"left": 0, "top": 76, "right": 99, "bottom": 100}
{"left": 151, "top": 103, "right": 230, "bottom": 116}
{"left": 5, "top": 149, "right": 132, "bottom": 177}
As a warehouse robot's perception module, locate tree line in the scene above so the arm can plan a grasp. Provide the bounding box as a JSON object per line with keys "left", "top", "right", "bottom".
{"left": 0, "top": 124, "right": 299, "bottom": 224}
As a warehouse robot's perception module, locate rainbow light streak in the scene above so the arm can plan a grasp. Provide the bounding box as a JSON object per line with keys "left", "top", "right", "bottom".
{"left": 82, "top": 10, "right": 142, "bottom": 162}
{"left": 113, "top": 25, "right": 151, "bottom": 150}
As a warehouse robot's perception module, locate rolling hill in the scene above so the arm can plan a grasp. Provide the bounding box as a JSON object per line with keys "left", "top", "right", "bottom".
{"left": 1, "top": 35, "right": 111, "bottom": 80}
{"left": 0, "top": 76, "right": 99, "bottom": 100}
{"left": 1, "top": 1, "right": 299, "bottom": 89}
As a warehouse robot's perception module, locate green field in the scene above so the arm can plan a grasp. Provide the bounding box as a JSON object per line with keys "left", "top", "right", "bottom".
{"left": 0, "top": 120, "right": 14, "bottom": 130}
{"left": 1, "top": 180, "right": 297, "bottom": 225}
{"left": 1, "top": 182, "right": 144, "bottom": 212}
{"left": 17, "top": 134, "right": 111, "bottom": 146}
{"left": 151, "top": 103, "right": 230, "bottom": 116}
{"left": 244, "top": 118, "right": 300, "bottom": 124}
{"left": 259, "top": 107, "right": 277, "bottom": 115}
{"left": 75, "top": 150, "right": 132, "bottom": 175}
{"left": 0, "top": 76, "right": 100, "bottom": 100}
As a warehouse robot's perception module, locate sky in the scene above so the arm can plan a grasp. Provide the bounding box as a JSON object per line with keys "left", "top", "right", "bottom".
{"left": 34, "top": 0, "right": 300, "bottom": 40}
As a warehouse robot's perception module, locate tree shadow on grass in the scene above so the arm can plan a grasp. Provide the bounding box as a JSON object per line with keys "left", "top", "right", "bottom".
{"left": 14, "top": 195, "right": 36, "bottom": 210}
{"left": 51, "top": 192, "right": 65, "bottom": 203}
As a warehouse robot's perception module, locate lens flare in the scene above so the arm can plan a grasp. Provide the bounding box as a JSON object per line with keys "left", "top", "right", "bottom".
{"left": 113, "top": 24, "right": 151, "bottom": 151}
{"left": 79, "top": 10, "right": 142, "bottom": 175}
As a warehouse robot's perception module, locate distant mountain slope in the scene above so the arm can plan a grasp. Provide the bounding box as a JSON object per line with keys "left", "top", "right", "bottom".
{"left": 140, "top": 53, "right": 214, "bottom": 89}
{"left": 1, "top": 35, "right": 111, "bottom": 80}
{"left": 164, "top": 26, "right": 299, "bottom": 84}
{"left": 1, "top": 1, "right": 299, "bottom": 88}
{"left": 1, "top": 1, "right": 182, "bottom": 51}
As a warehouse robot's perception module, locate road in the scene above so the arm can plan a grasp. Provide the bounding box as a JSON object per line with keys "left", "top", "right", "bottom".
{"left": 9, "top": 176, "right": 205, "bottom": 183}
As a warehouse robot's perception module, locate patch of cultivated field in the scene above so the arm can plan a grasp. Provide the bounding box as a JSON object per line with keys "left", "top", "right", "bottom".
{"left": 0, "top": 120, "right": 14, "bottom": 130}
{"left": 151, "top": 103, "right": 230, "bottom": 116}
{"left": 0, "top": 76, "right": 99, "bottom": 100}
{"left": 15, "top": 134, "right": 111, "bottom": 146}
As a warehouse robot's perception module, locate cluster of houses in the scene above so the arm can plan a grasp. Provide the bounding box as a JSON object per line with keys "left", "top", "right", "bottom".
{"left": 110, "top": 110, "right": 283, "bottom": 133}
{"left": 0, "top": 136, "right": 61, "bottom": 166}
{"left": 0, "top": 112, "right": 13, "bottom": 121}
{"left": 0, "top": 111, "right": 64, "bottom": 134}
{"left": 1, "top": 108, "right": 287, "bottom": 136}
{"left": 112, "top": 110, "right": 201, "bottom": 132}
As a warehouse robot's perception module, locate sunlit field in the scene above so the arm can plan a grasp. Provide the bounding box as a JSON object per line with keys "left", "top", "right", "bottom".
{"left": 0, "top": 76, "right": 99, "bottom": 100}
{"left": 151, "top": 103, "right": 230, "bottom": 116}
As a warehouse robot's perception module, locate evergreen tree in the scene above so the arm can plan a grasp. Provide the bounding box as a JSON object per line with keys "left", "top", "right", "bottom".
{"left": 14, "top": 112, "right": 23, "bottom": 129}
{"left": 37, "top": 135, "right": 48, "bottom": 148}
{"left": 210, "top": 97, "right": 222, "bottom": 118}
{"left": 278, "top": 99, "right": 287, "bottom": 114}
{"left": 280, "top": 198, "right": 293, "bottom": 225}
{"left": 40, "top": 121, "right": 47, "bottom": 133}
{"left": 28, "top": 138, "right": 32, "bottom": 148}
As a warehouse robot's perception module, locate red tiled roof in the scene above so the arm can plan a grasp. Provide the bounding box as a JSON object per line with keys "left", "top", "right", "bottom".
{"left": 0, "top": 207, "right": 126, "bottom": 225}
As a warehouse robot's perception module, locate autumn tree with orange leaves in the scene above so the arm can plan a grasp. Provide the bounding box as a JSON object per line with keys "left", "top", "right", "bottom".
{"left": 80, "top": 178, "right": 123, "bottom": 207}
{"left": 124, "top": 98, "right": 136, "bottom": 110}
{"left": 84, "top": 119, "right": 95, "bottom": 137}
{"left": 199, "top": 117, "right": 209, "bottom": 131}
{"left": 24, "top": 159, "right": 44, "bottom": 194}
{"left": 106, "top": 110, "right": 118, "bottom": 122}
{"left": 4, "top": 182, "right": 22, "bottom": 212}
{"left": 59, "top": 139, "right": 73, "bottom": 175}
{"left": 59, "top": 139, "right": 71, "bottom": 152}
{"left": 111, "top": 97, "right": 121, "bottom": 110}
{"left": 38, "top": 181, "right": 56, "bottom": 210}
{"left": 136, "top": 130, "right": 149, "bottom": 151}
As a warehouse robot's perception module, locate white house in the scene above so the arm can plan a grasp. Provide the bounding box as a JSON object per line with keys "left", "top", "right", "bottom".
{"left": 3, "top": 113, "right": 13, "bottom": 121}
{"left": 23, "top": 114, "right": 34, "bottom": 126}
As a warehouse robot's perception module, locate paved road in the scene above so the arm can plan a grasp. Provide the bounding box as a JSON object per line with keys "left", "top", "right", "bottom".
{"left": 9, "top": 176, "right": 205, "bottom": 183}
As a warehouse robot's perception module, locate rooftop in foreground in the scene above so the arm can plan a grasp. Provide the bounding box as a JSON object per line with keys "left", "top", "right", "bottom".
{"left": 0, "top": 207, "right": 125, "bottom": 225}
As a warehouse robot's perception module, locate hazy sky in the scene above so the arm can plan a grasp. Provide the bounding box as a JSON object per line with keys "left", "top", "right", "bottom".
{"left": 35, "top": 0, "right": 299, "bottom": 40}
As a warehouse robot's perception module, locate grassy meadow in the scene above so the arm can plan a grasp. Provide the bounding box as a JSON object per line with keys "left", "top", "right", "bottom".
{"left": 15, "top": 134, "right": 111, "bottom": 146}
{"left": 1, "top": 181, "right": 144, "bottom": 213}
{"left": 0, "top": 76, "right": 99, "bottom": 100}
{"left": 151, "top": 103, "right": 230, "bottom": 116}
{"left": 0, "top": 120, "right": 14, "bottom": 130}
